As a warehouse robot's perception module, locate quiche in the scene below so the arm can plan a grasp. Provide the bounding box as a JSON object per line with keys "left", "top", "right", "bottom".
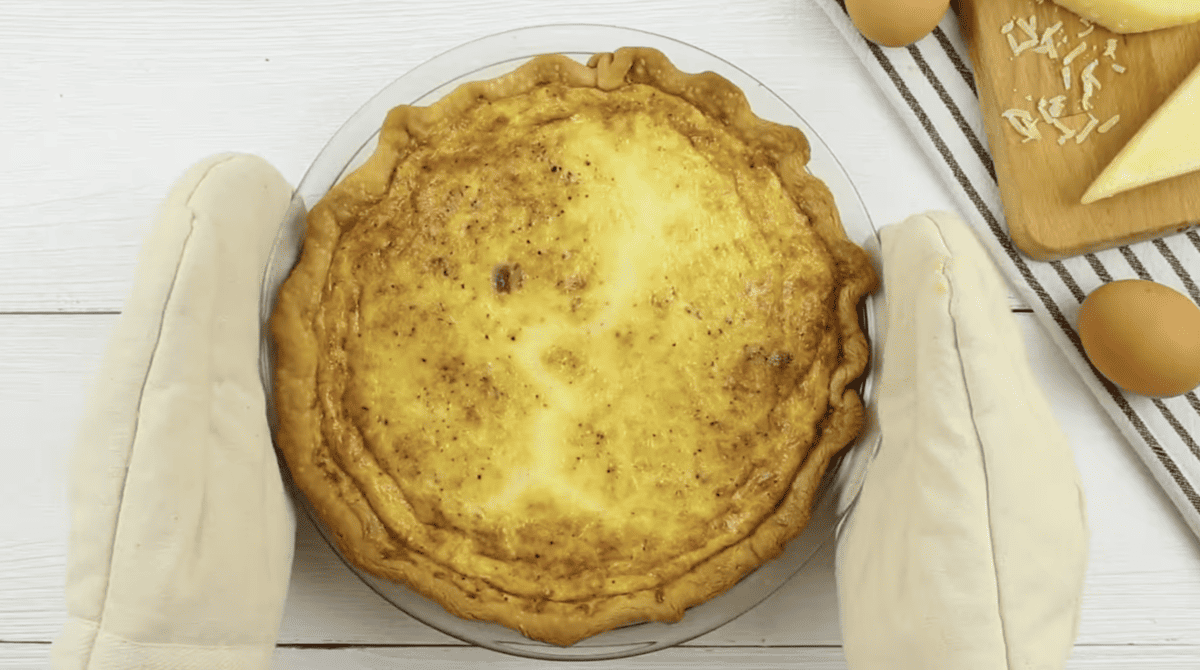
{"left": 270, "top": 47, "right": 878, "bottom": 646}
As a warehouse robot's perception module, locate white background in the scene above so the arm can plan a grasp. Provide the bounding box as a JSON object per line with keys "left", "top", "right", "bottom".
{"left": 2, "top": 0, "right": 1198, "bottom": 667}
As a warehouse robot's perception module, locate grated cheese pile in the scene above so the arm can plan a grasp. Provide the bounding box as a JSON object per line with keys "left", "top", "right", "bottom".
{"left": 1000, "top": 6, "right": 1123, "bottom": 145}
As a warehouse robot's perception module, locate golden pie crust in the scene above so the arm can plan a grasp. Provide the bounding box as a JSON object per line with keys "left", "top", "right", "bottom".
{"left": 270, "top": 48, "right": 878, "bottom": 646}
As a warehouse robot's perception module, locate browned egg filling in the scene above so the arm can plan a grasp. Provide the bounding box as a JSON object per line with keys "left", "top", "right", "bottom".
{"left": 318, "top": 82, "right": 838, "bottom": 598}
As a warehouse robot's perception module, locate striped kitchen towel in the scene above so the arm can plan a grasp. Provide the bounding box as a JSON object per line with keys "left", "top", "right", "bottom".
{"left": 813, "top": 0, "right": 1200, "bottom": 541}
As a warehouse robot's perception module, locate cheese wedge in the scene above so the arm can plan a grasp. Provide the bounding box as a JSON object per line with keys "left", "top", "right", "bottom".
{"left": 1082, "top": 60, "right": 1200, "bottom": 204}
{"left": 1053, "top": 0, "right": 1200, "bottom": 33}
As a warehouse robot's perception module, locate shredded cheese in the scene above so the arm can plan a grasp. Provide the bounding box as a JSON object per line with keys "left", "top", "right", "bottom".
{"left": 1002, "top": 109, "right": 1043, "bottom": 142}
{"left": 1018, "top": 16, "right": 1039, "bottom": 40}
{"left": 1051, "top": 117, "right": 1076, "bottom": 144}
{"left": 995, "top": 12, "right": 1125, "bottom": 148}
{"left": 1034, "top": 43, "right": 1058, "bottom": 59}
{"left": 1048, "top": 95, "right": 1066, "bottom": 117}
{"left": 1037, "top": 97, "right": 1054, "bottom": 124}
{"left": 1082, "top": 60, "right": 1101, "bottom": 89}
{"left": 1076, "top": 114, "right": 1100, "bottom": 143}
{"left": 1003, "top": 17, "right": 1039, "bottom": 54}
{"left": 1063, "top": 42, "right": 1087, "bottom": 65}
{"left": 1033, "top": 22, "right": 1063, "bottom": 59}
{"left": 1082, "top": 59, "right": 1101, "bottom": 111}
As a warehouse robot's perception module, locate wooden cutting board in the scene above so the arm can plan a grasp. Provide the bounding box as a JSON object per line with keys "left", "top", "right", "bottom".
{"left": 956, "top": 0, "right": 1200, "bottom": 260}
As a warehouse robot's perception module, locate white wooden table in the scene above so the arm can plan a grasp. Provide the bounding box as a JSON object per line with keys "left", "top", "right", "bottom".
{"left": 3, "top": 1, "right": 1199, "bottom": 668}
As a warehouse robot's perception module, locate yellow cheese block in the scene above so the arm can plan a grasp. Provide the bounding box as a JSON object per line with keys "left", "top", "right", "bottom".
{"left": 1082, "top": 60, "right": 1200, "bottom": 204}
{"left": 1053, "top": 0, "right": 1200, "bottom": 33}
{"left": 1052, "top": 0, "right": 1200, "bottom": 33}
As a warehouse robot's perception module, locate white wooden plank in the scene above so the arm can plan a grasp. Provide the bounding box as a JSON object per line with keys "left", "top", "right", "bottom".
{"left": 271, "top": 646, "right": 851, "bottom": 670}
{"left": 5, "top": 642, "right": 1199, "bottom": 670}
{"left": 0, "top": 644, "right": 48, "bottom": 669}
{"left": 0, "top": 0, "right": 967, "bottom": 312}
{"left": 4, "top": 312, "right": 1197, "bottom": 647}
{"left": 267, "top": 645, "right": 1200, "bottom": 670}
{"left": 0, "top": 314, "right": 113, "bottom": 642}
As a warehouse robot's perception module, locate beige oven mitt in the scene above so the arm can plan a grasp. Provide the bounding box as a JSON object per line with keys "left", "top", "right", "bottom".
{"left": 835, "top": 211, "right": 1089, "bottom": 670}
{"left": 52, "top": 154, "right": 297, "bottom": 669}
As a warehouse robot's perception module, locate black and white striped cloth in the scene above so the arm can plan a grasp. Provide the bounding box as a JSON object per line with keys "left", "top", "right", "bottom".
{"left": 815, "top": 0, "right": 1200, "bottom": 540}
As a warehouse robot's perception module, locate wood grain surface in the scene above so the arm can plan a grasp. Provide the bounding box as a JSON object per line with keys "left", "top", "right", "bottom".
{"left": 957, "top": 0, "right": 1200, "bottom": 259}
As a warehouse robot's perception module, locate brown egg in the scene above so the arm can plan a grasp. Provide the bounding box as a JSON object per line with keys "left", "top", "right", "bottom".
{"left": 1077, "top": 279, "right": 1200, "bottom": 397}
{"left": 846, "top": 0, "right": 951, "bottom": 48}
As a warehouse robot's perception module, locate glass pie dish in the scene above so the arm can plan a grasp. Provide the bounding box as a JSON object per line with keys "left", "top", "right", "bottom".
{"left": 259, "top": 23, "right": 882, "bottom": 661}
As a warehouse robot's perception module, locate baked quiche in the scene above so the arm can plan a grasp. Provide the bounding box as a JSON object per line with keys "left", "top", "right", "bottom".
{"left": 270, "top": 47, "right": 878, "bottom": 646}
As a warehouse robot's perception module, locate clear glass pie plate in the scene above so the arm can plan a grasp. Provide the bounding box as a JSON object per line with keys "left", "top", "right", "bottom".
{"left": 259, "top": 23, "right": 882, "bottom": 662}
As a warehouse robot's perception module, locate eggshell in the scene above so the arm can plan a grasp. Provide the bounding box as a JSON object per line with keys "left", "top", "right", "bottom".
{"left": 846, "top": 0, "right": 951, "bottom": 48}
{"left": 1077, "top": 279, "right": 1200, "bottom": 397}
